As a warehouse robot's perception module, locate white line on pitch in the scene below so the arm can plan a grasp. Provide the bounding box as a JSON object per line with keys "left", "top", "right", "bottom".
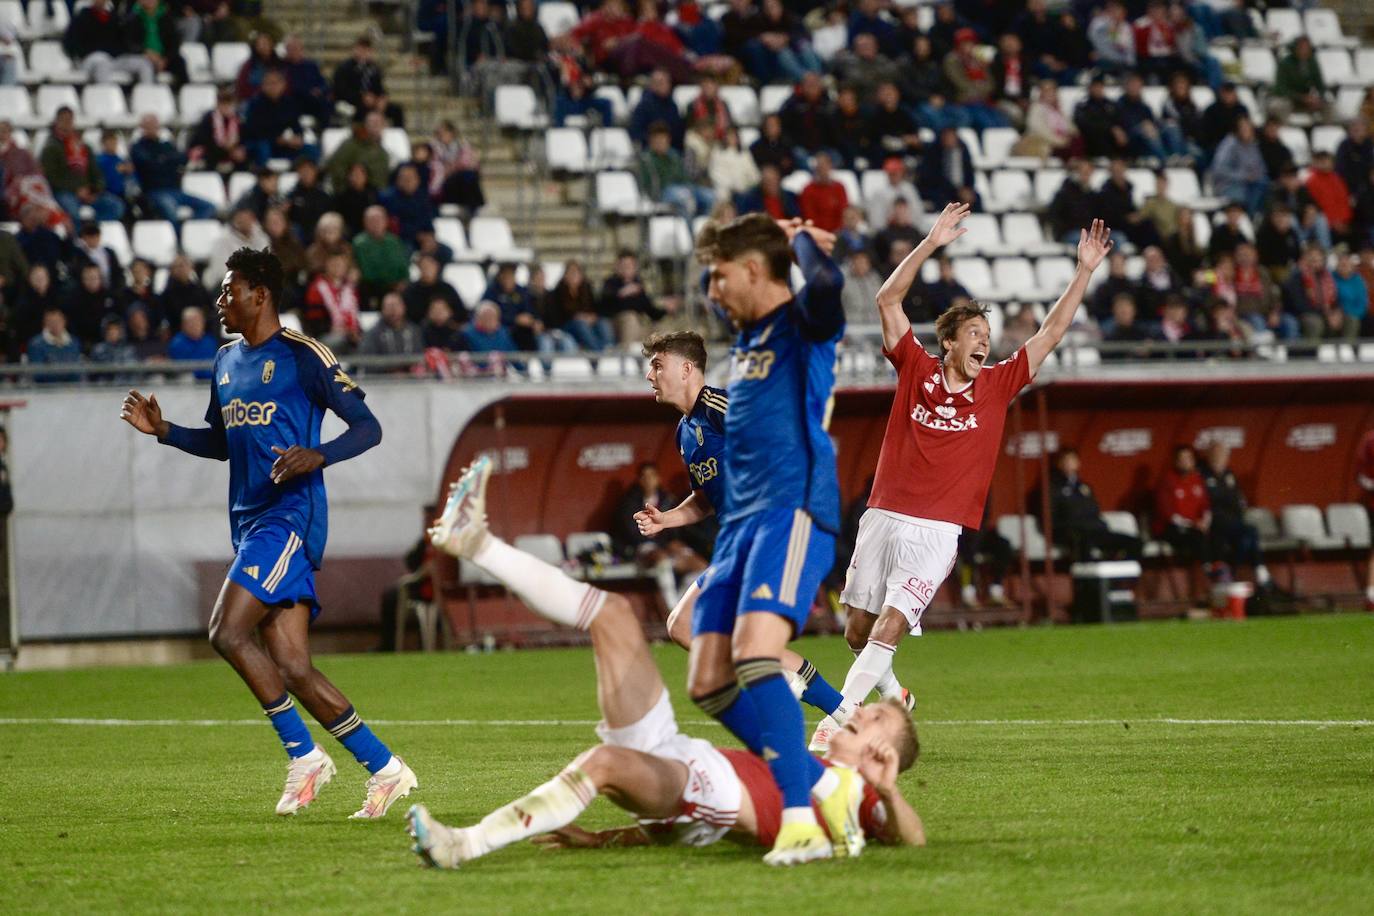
{"left": 0, "top": 717, "right": 1368, "bottom": 728}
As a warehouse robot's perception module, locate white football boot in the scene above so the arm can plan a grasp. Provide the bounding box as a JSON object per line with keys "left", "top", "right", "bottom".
{"left": 429, "top": 455, "right": 493, "bottom": 559}
{"left": 407, "top": 804, "right": 482, "bottom": 869}
{"left": 275, "top": 747, "right": 336, "bottom": 815}
{"left": 350, "top": 756, "right": 419, "bottom": 819}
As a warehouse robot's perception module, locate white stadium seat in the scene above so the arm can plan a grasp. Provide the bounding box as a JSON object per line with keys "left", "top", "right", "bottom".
{"left": 1304, "top": 8, "right": 1359, "bottom": 48}
{"left": 1033, "top": 168, "right": 1066, "bottom": 208}
{"left": 1277, "top": 126, "right": 1310, "bottom": 166}
{"left": 130, "top": 84, "right": 177, "bottom": 124}
{"left": 719, "top": 85, "right": 760, "bottom": 126}
{"left": 1316, "top": 49, "right": 1361, "bottom": 87}
{"left": 949, "top": 213, "right": 1003, "bottom": 256}
{"left": 1325, "top": 504, "right": 1372, "bottom": 549}
{"left": 100, "top": 221, "right": 133, "bottom": 267}
{"left": 181, "top": 42, "right": 212, "bottom": 83}
{"left": 979, "top": 127, "right": 1019, "bottom": 168}
{"left": 1310, "top": 125, "right": 1345, "bottom": 156}
{"left": 466, "top": 215, "right": 533, "bottom": 262}
{"left": 0, "top": 0, "right": 26, "bottom": 36}
{"left": 950, "top": 256, "right": 996, "bottom": 299}
{"left": 132, "top": 220, "right": 178, "bottom": 267}
{"left": 833, "top": 168, "right": 861, "bottom": 206}
{"left": 211, "top": 42, "right": 250, "bottom": 83}
{"left": 589, "top": 127, "right": 634, "bottom": 169}
{"left": 986, "top": 170, "right": 1033, "bottom": 213}
{"left": 442, "top": 263, "right": 487, "bottom": 307}
{"left": 1036, "top": 256, "right": 1076, "bottom": 296}
{"left": 35, "top": 84, "right": 82, "bottom": 123}
{"left": 26, "top": 41, "right": 82, "bottom": 83}
{"left": 957, "top": 127, "right": 985, "bottom": 167}
{"left": 1002, "top": 213, "right": 1061, "bottom": 256}
{"left": 179, "top": 219, "right": 221, "bottom": 262}
{"left": 1264, "top": 8, "right": 1303, "bottom": 46}
{"left": 1240, "top": 46, "right": 1276, "bottom": 85}
{"left": 780, "top": 169, "right": 811, "bottom": 196}
{"left": 992, "top": 257, "right": 1041, "bottom": 302}
{"left": 760, "top": 84, "right": 792, "bottom": 116}
{"left": 381, "top": 127, "right": 411, "bottom": 165}
{"left": 320, "top": 127, "right": 348, "bottom": 160}
{"left": 671, "top": 84, "right": 700, "bottom": 114}
{"left": 494, "top": 84, "right": 546, "bottom": 130}
{"left": 513, "top": 534, "right": 565, "bottom": 565}
{"left": 226, "top": 171, "right": 256, "bottom": 205}
{"left": 591, "top": 85, "right": 627, "bottom": 125}
{"left": 536, "top": 0, "right": 579, "bottom": 38}
{"left": 28, "top": 0, "right": 68, "bottom": 38}
{"left": 648, "top": 215, "right": 693, "bottom": 259}
{"left": 595, "top": 170, "right": 648, "bottom": 217}
{"left": 178, "top": 83, "right": 217, "bottom": 126}
{"left": 997, "top": 514, "right": 1053, "bottom": 561}
{"left": 0, "top": 86, "right": 38, "bottom": 129}
{"left": 1279, "top": 504, "right": 1343, "bottom": 550}
{"left": 181, "top": 173, "right": 227, "bottom": 213}
{"left": 81, "top": 83, "right": 132, "bottom": 128}
{"left": 432, "top": 216, "right": 468, "bottom": 256}
{"left": 544, "top": 127, "right": 589, "bottom": 173}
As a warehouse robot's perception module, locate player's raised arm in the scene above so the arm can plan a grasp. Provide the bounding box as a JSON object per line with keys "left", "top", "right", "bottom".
{"left": 875, "top": 203, "right": 971, "bottom": 353}
{"left": 1024, "top": 219, "right": 1113, "bottom": 376}
{"left": 635, "top": 490, "right": 713, "bottom": 537}
{"left": 779, "top": 218, "right": 847, "bottom": 342}
{"left": 122, "top": 388, "right": 229, "bottom": 461}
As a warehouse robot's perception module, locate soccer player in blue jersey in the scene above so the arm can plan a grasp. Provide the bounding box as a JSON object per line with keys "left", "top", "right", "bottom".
{"left": 686, "top": 214, "right": 859, "bottom": 866}
{"left": 633, "top": 330, "right": 846, "bottom": 719}
{"left": 119, "top": 247, "right": 417, "bottom": 818}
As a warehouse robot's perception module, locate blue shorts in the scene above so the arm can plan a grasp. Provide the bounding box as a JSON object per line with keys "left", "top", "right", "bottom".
{"left": 692, "top": 507, "right": 835, "bottom": 638}
{"left": 227, "top": 521, "right": 321, "bottom": 620}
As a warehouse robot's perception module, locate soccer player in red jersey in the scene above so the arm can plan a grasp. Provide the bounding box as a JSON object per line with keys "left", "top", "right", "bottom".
{"left": 1355, "top": 429, "right": 1374, "bottom": 610}
{"left": 811, "top": 204, "right": 1114, "bottom": 751}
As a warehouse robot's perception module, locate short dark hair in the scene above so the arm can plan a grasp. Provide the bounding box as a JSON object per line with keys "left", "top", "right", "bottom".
{"left": 701, "top": 212, "right": 791, "bottom": 280}
{"left": 224, "top": 247, "right": 284, "bottom": 308}
{"left": 935, "top": 301, "right": 991, "bottom": 343}
{"left": 647, "top": 120, "right": 671, "bottom": 139}
{"left": 642, "top": 330, "right": 708, "bottom": 372}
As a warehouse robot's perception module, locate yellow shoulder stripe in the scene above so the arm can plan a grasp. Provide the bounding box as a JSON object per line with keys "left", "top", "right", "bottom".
{"left": 283, "top": 329, "right": 339, "bottom": 367}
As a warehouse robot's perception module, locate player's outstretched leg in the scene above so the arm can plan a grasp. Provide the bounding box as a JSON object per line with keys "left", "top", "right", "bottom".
{"left": 259, "top": 603, "right": 417, "bottom": 819}
{"left": 845, "top": 606, "right": 914, "bottom": 707}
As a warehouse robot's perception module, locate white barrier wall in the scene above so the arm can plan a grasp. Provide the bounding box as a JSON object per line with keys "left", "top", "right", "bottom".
{"left": 11, "top": 380, "right": 507, "bottom": 640}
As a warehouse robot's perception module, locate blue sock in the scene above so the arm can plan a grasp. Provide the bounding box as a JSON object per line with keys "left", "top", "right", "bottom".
{"left": 262, "top": 693, "right": 315, "bottom": 759}
{"left": 324, "top": 706, "right": 393, "bottom": 774}
{"left": 796, "top": 658, "right": 844, "bottom": 716}
{"left": 738, "top": 657, "right": 817, "bottom": 810}
{"left": 693, "top": 682, "right": 764, "bottom": 754}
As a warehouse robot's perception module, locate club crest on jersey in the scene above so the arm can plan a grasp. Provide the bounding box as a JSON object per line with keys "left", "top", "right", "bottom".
{"left": 696, "top": 426, "right": 704, "bottom": 446}
{"left": 913, "top": 402, "right": 978, "bottom": 432}
{"left": 261, "top": 360, "right": 275, "bottom": 383}
{"left": 936, "top": 404, "right": 957, "bottom": 419}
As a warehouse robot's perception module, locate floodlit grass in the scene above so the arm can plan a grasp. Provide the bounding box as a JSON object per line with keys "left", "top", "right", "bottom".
{"left": 2, "top": 614, "right": 1370, "bottom": 914}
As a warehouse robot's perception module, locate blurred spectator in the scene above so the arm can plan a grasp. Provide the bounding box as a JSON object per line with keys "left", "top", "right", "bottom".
{"left": 42, "top": 108, "right": 125, "bottom": 223}
{"left": 14, "top": 264, "right": 59, "bottom": 343}
{"left": 1137, "top": 246, "right": 1179, "bottom": 313}
{"left": 1200, "top": 82, "right": 1250, "bottom": 153}
{"left": 95, "top": 131, "right": 134, "bottom": 206}
{"left": 236, "top": 31, "right": 283, "bottom": 101}
{"left": 1255, "top": 206, "right": 1301, "bottom": 282}
{"left": 202, "top": 0, "right": 252, "bottom": 47}
{"left": 1119, "top": 73, "right": 1182, "bottom": 163}
{"left": 1334, "top": 247, "right": 1369, "bottom": 339}
{"left": 841, "top": 249, "right": 881, "bottom": 326}
{"left": 352, "top": 206, "right": 409, "bottom": 307}
{"left": 557, "top": 0, "right": 633, "bottom": 73}
{"left": 1271, "top": 37, "right": 1327, "bottom": 123}
{"left": 798, "top": 151, "right": 847, "bottom": 232}
{"left": 830, "top": 86, "right": 872, "bottom": 170}
{"left": 707, "top": 127, "right": 759, "bottom": 203}
{"left": 750, "top": 113, "right": 795, "bottom": 175}
{"left": 612, "top": 461, "right": 674, "bottom": 559}
{"left": 326, "top": 112, "right": 390, "bottom": 192}
{"left": 735, "top": 163, "right": 798, "bottom": 219}
{"left": 1227, "top": 244, "right": 1294, "bottom": 339}
{"left": 331, "top": 162, "right": 378, "bottom": 237}
{"left": 243, "top": 69, "right": 316, "bottom": 167}
{"left": 282, "top": 35, "right": 331, "bottom": 126}
{"left": 1202, "top": 300, "right": 1254, "bottom": 356}
{"left": 904, "top": 255, "right": 968, "bottom": 323}
{"left": 188, "top": 89, "right": 249, "bottom": 174}
{"left": 15, "top": 205, "right": 66, "bottom": 273}
{"left": 834, "top": 205, "right": 869, "bottom": 261}
{"left": 869, "top": 81, "right": 923, "bottom": 162}
{"left": 421, "top": 297, "right": 465, "bottom": 350}
{"left": 1087, "top": 0, "right": 1135, "bottom": 75}
{"left": 1269, "top": 166, "right": 1330, "bottom": 251}
{"left": 898, "top": 35, "right": 948, "bottom": 112}
{"left": 27, "top": 307, "right": 82, "bottom": 382}
{"left": 1139, "top": 171, "right": 1181, "bottom": 239}
{"left": 1208, "top": 202, "right": 1251, "bottom": 261}
{"left": 919, "top": 127, "right": 977, "bottom": 209}
{"left": 942, "top": 28, "right": 1007, "bottom": 130}
{"left": 1049, "top": 158, "right": 1098, "bottom": 244}
{"left": 429, "top": 121, "right": 485, "bottom": 214}
{"left": 549, "top": 260, "right": 611, "bottom": 351}
{"left": 1355, "top": 168, "right": 1374, "bottom": 249}
{"left": 397, "top": 258, "right": 457, "bottom": 327}
{"left": 1049, "top": 447, "right": 1141, "bottom": 560}
{"left": 1199, "top": 442, "right": 1269, "bottom": 586}
{"left": 1102, "top": 294, "right": 1151, "bottom": 357}
{"left": 484, "top": 262, "right": 553, "bottom": 352}
{"left": 833, "top": 34, "right": 899, "bottom": 103}
{"left": 1209, "top": 118, "right": 1268, "bottom": 217}
{"left": 0, "top": 227, "right": 25, "bottom": 301}
{"left": 1305, "top": 151, "right": 1353, "bottom": 241}
{"left": 1021, "top": 80, "right": 1081, "bottom": 160}
{"left": 1131, "top": 0, "right": 1183, "bottom": 82}
{"left": 957, "top": 509, "right": 1013, "bottom": 608}
{"left": 1150, "top": 294, "right": 1197, "bottom": 347}
{"left": 865, "top": 158, "right": 921, "bottom": 231}
{"left": 1160, "top": 72, "right": 1205, "bottom": 164}
{"left": 1163, "top": 206, "right": 1205, "bottom": 279}
{"left": 1282, "top": 244, "right": 1342, "bottom": 340}
{"left": 639, "top": 122, "right": 713, "bottom": 219}
{"left": 598, "top": 249, "right": 664, "bottom": 345}
{"left": 380, "top": 164, "right": 435, "bottom": 246}
{"left": 286, "top": 159, "right": 331, "bottom": 240}
{"left": 302, "top": 251, "right": 361, "bottom": 347}
{"left": 167, "top": 306, "right": 218, "bottom": 378}
{"left": 460, "top": 300, "right": 516, "bottom": 353}
{"left": 745, "top": 0, "right": 822, "bottom": 83}
{"left": 332, "top": 35, "right": 404, "bottom": 127}
{"left": 1257, "top": 118, "right": 1296, "bottom": 180}
{"left": 780, "top": 72, "right": 838, "bottom": 157}
{"left": 202, "top": 208, "right": 269, "bottom": 290}
{"left": 65, "top": 0, "right": 155, "bottom": 84}
{"left": 604, "top": 1, "right": 697, "bottom": 84}
{"left": 90, "top": 315, "right": 137, "bottom": 376}
{"left": 991, "top": 32, "right": 1031, "bottom": 128}
{"left": 1336, "top": 120, "right": 1374, "bottom": 202}
{"left": 685, "top": 76, "right": 733, "bottom": 145}
{"left": 873, "top": 199, "right": 922, "bottom": 274}
{"left": 629, "top": 69, "right": 685, "bottom": 148}
{"left": 0, "top": 122, "right": 67, "bottom": 231}
{"left": 70, "top": 222, "right": 125, "bottom": 296}
{"left": 504, "top": 0, "right": 549, "bottom": 64}
{"left": 131, "top": 115, "right": 218, "bottom": 225}
{"left": 69, "top": 262, "right": 119, "bottom": 343}
{"left": 1074, "top": 76, "right": 1130, "bottom": 159}
{"left": 263, "top": 207, "right": 306, "bottom": 297}
{"left": 925, "top": 2, "right": 965, "bottom": 60}
{"left": 1170, "top": 3, "right": 1221, "bottom": 90}
{"left": 161, "top": 255, "right": 209, "bottom": 320}
{"left": 305, "top": 212, "right": 353, "bottom": 276}
{"left": 997, "top": 305, "right": 1039, "bottom": 359}
{"left": 1095, "top": 158, "right": 1156, "bottom": 249}
{"left": 1153, "top": 445, "right": 1211, "bottom": 604}
{"left": 125, "top": 304, "right": 165, "bottom": 361}
{"left": 1088, "top": 252, "right": 1135, "bottom": 321}
{"left": 553, "top": 75, "right": 615, "bottom": 128}
{"left": 1013, "top": 0, "right": 1073, "bottom": 85}
{"left": 360, "top": 291, "right": 423, "bottom": 358}
{"left": 121, "top": 0, "right": 186, "bottom": 86}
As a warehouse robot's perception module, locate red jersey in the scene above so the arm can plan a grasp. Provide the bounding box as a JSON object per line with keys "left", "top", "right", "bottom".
{"left": 1153, "top": 468, "right": 1210, "bottom": 535}
{"left": 868, "top": 332, "right": 1032, "bottom": 529}
{"left": 719, "top": 748, "right": 886, "bottom": 847}
{"left": 1355, "top": 431, "right": 1374, "bottom": 506}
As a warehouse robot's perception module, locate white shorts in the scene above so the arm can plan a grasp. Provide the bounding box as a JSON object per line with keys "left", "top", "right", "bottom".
{"left": 595, "top": 689, "right": 742, "bottom": 847}
{"left": 840, "top": 508, "right": 961, "bottom": 635}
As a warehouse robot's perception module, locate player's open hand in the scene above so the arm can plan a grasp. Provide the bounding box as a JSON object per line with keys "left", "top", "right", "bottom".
{"left": 857, "top": 739, "right": 899, "bottom": 794}
{"left": 270, "top": 445, "right": 325, "bottom": 484}
{"left": 634, "top": 504, "right": 666, "bottom": 537}
{"left": 924, "top": 202, "right": 971, "bottom": 249}
{"left": 1077, "top": 219, "right": 1114, "bottom": 272}
{"left": 120, "top": 389, "right": 169, "bottom": 438}
{"left": 531, "top": 825, "right": 605, "bottom": 849}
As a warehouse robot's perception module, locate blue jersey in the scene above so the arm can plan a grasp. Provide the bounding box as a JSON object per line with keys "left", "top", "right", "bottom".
{"left": 676, "top": 385, "right": 729, "bottom": 513}
{"left": 202, "top": 329, "right": 369, "bottom": 569}
{"left": 720, "top": 236, "right": 845, "bottom": 534}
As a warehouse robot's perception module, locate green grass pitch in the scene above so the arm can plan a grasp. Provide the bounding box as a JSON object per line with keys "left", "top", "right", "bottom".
{"left": 2, "top": 614, "right": 1371, "bottom": 914}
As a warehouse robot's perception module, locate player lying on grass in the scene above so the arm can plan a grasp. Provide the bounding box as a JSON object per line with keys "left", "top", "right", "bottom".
{"left": 410, "top": 456, "right": 923, "bottom": 867}
{"left": 811, "top": 208, "right": 1114, "bottom": 753}
{"left": 120, "top": 247, "right": 417, "bottom": 819}
{"left": 633, "top": 329, "right": 852, "bottom": 719}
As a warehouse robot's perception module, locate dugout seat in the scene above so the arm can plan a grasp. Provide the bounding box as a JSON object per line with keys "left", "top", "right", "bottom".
{"left": 1324, "top": 503, "right": 1371, "bottom": 549}
{"left": 1280, "top": 504, "right": 1343, "bottom": 550}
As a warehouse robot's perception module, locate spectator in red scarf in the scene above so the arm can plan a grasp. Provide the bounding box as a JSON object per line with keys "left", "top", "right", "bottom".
{"left": 560, "top": 0, "right": 635, "bottom": 73}
{"left": 1154, "top": 445, "right": 1212, "bottom": 606}
{"left": 941, "top": 27, "right": 1008, "bottom": 130}
{"left": 303, "top": 251, "right": 362, "bottom": 348}
{"left": 734, "top": 163, "right": 799, "bottom": 220}
{"left": 39, "top": 107, "right": 125, "bottom": 222}
{"left": 685, "top": 75, "right": 732, "bottom": 144}
{"left": 991, "top": 32, "right": 1030, "bottom": 128}
{"left": 1282, "top": 242, "right": 1344, "bottom": 340}
{"left": 1132, "top": 0, "right": 1183, "bottom": 83}
{"left": 188, "top": 88, "right": 249, "bottom": 174}
{"left": 1305, "top": 151, "right": 1353, "bottom": 240}
{"left": 798, "top": 151, "right": 848, "bottom": 232}
{"left": 1228, "top": 243, "right": 1296, "bottom": 339}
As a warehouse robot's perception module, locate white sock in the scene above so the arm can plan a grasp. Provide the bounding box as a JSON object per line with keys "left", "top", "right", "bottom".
{"left": 961, "top": 583, "right": 977, "bottom": 604}
{"left": 852, "top": 646, "right": 904, "bottom": 701}
{"left": 652, "top": 558, "right": 678, "bottom": 613}
{"left": 471, "top": 766, "right": 597, "bottom": 856}
{"left": 1255, "top": 565, "right": 1271, "bottom": 585}
{"left": 784, "top": 668, "right": 807, "bottom": 700}
{"left": 473, "top": 536, "right": 605, "bottom": 630}
{"left": 781, "top": 806, "right": 818, "bottom": 828}
{"left": 840, "top": 641, "right": 897, "bottom": 710}
{"left": 989, "top": 582, "right": 1006, "bottom": 601}
{"left": 1366, "top": 585, "right": 1374, "bottom": 603}
{"left": 375, "top": 755, "right": 401, "bottom": 778}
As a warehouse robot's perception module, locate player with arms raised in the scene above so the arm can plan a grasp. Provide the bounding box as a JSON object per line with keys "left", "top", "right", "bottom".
{"left": 120, "top": 247, "right": 417, "bottom": 817}
{"left": 811, "top": 206, "right": 1114, "bottom": 750}
{"left": 634, "top": 330, "right": 846, "bottom": 718}
{"left": 413, "top": 457, "right": 923, "bottom": 867}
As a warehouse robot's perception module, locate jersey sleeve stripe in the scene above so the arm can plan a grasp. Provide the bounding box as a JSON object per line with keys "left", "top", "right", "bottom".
{"left": 282, "top": 329, "right": 339, "bottom": 367}
{"left": 702, "top": 393, "right": 729, "bottom": 413}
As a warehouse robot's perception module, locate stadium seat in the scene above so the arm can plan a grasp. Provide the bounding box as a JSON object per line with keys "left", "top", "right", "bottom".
{"left": 949, "top": 213, "right": 1002, "bottom": 256}
{"left": 357, "top": 311, "right": 381, "bottom": 334}
{"left": 996, "top": 514, "right": 1053, "bottom": 561}
{"left": 1163, "top": 168, "right": 1204, "bottom": 206}
{"left": 991, "top": 257, "right": 1042, "bottom": 302}
{"left": 1058, "top": 86, "right": 1085, "bottom": 116}
{"left": 541, "top": 259, "right": 565, "bottom": 290}
{"left": 132, "top": 220, "right": 178, "bottom": 267}
{"left": 986, "top": 170, "right": 1033, "bottom": 213}
{"left": 1325, "top": 503, "right": 1371, "bottom": 549}
{"left": 1280, "top": 504, "right": 1343, "bottom": 550}
{"left": 1316, "top": 49, "right": 1361, "bottom": 87}
{"left": 211, "top": 42, "right": 250, "bottom": 83}
{"left": 35, "top": 84, "right": 82, "bottom": 124}
{"left": 832, "top": 168, "right": 861, "bottom": 206}
{"left": 979, "top": 127, "right": 1019, "bottom": 168}
{"left": 130, "top": 84, "right": 177, "bottom": 124}
{"left": 1310, "top": 125, "right": 1345, "bottom": 157}
{"left": 544, "top": 127, "right": 589, "bottom": 173}
{"left": 1125, "top": 167, "right": 1154, "bottom": 208}
{"left": 588, "top": 127, "right": 634, "bottom": 169}
{"left": 956, "top": 127, "right": 985, "bottom": 168}
{"left": 1264, "top": 8, "right": 1304, "bottom": 46}
{"left": 1140, "top": 85, "right": 1167, "bottom": 119}
{"left": 226, "top": 171, "right": 256, "bottom": 205}
{"left": 1036, "top": 256, "right": 1076, "bottom": 295}
{"left": 591, "top": 85, "right": 627, "bottom": 125}
{"left": 180, "top": 220, "right": 221, "bottom": 262}
{"left": 719, "top": 85, "right": 760, "bottom": 127}
{"left": 432, "top": 216, "right": 468, "bottom": 255}
{"left": 1101, "top": 511, "right": 1140, "bottom": 538}
{"left": 549, "top": 356, "right": 594, "bottom": 380}
{"left": 1002, "top": 212, "right": 1061, "bottom": 256}
{"left": 25, "top": 0, "right": 67, "bottom": 36}
{"left": 759, "top": 84, "right": 792, "bottom": 116}
{"left": 181, "top": 42, "right": 211, "bottom": 83}
{"left": 0, "top": 0, "right": 25, "bottom": 36}
{"left": 648, "top": 215, "right": 693, "bottom": 260}
{"left": 780, "top": 169, "right": 811, "bottom": 196}
{"left": 1189, "top": 86, "right": 1216, "bottom": 112}
{"left": 100, "top": 220, "right": 132, "bottom": 266}
{"left": 466, "top": 216, "right": 533, "bottom": 262}
{"left": 81, "top": 83, "right": 133, "bottom": 128}
{"left": 181, "top": 173, "right": 227, "bottom": 213}
{"left": 536, "top": 0, "right": 579, "bottom": 38}
{"left": 1304, "top": 8, "right": 1359, "bottom": 48}
{"left": 950, "top": 257, "right": 995, "bottom": 299}
{"left": 595, "top": 170, "right": 650, "bottom": 218}
{"left": 1241, "top": 507, "right": 1291, "bottom": 552}
{"left": 1239, "top": 46, "right": 1276, "bottom": 85}
{"left": 494, "top": 84, "right": 547, "bottom": 130}
{"left": 381, "top": 127, "right": 411, "bottom": 166}
{"left": 25, "top": 41, "right": 82, "bottom": 83}
{"left": 0, "top": 86, "right": 38, "bottom": 129}
{"left": 565, "top": 531, "right": 610, "bottom": 559}
{"left": 442, "top": 263, "right": 487, "bottom": 306}
{"left": 320, "top": 127, "right": 348, "bottom": 160}
{"left": 178, "top": 83, "right": 217, "bottom": 126}
{"left": 1033, "top": 168, "right": 1066, "bottom": 208}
